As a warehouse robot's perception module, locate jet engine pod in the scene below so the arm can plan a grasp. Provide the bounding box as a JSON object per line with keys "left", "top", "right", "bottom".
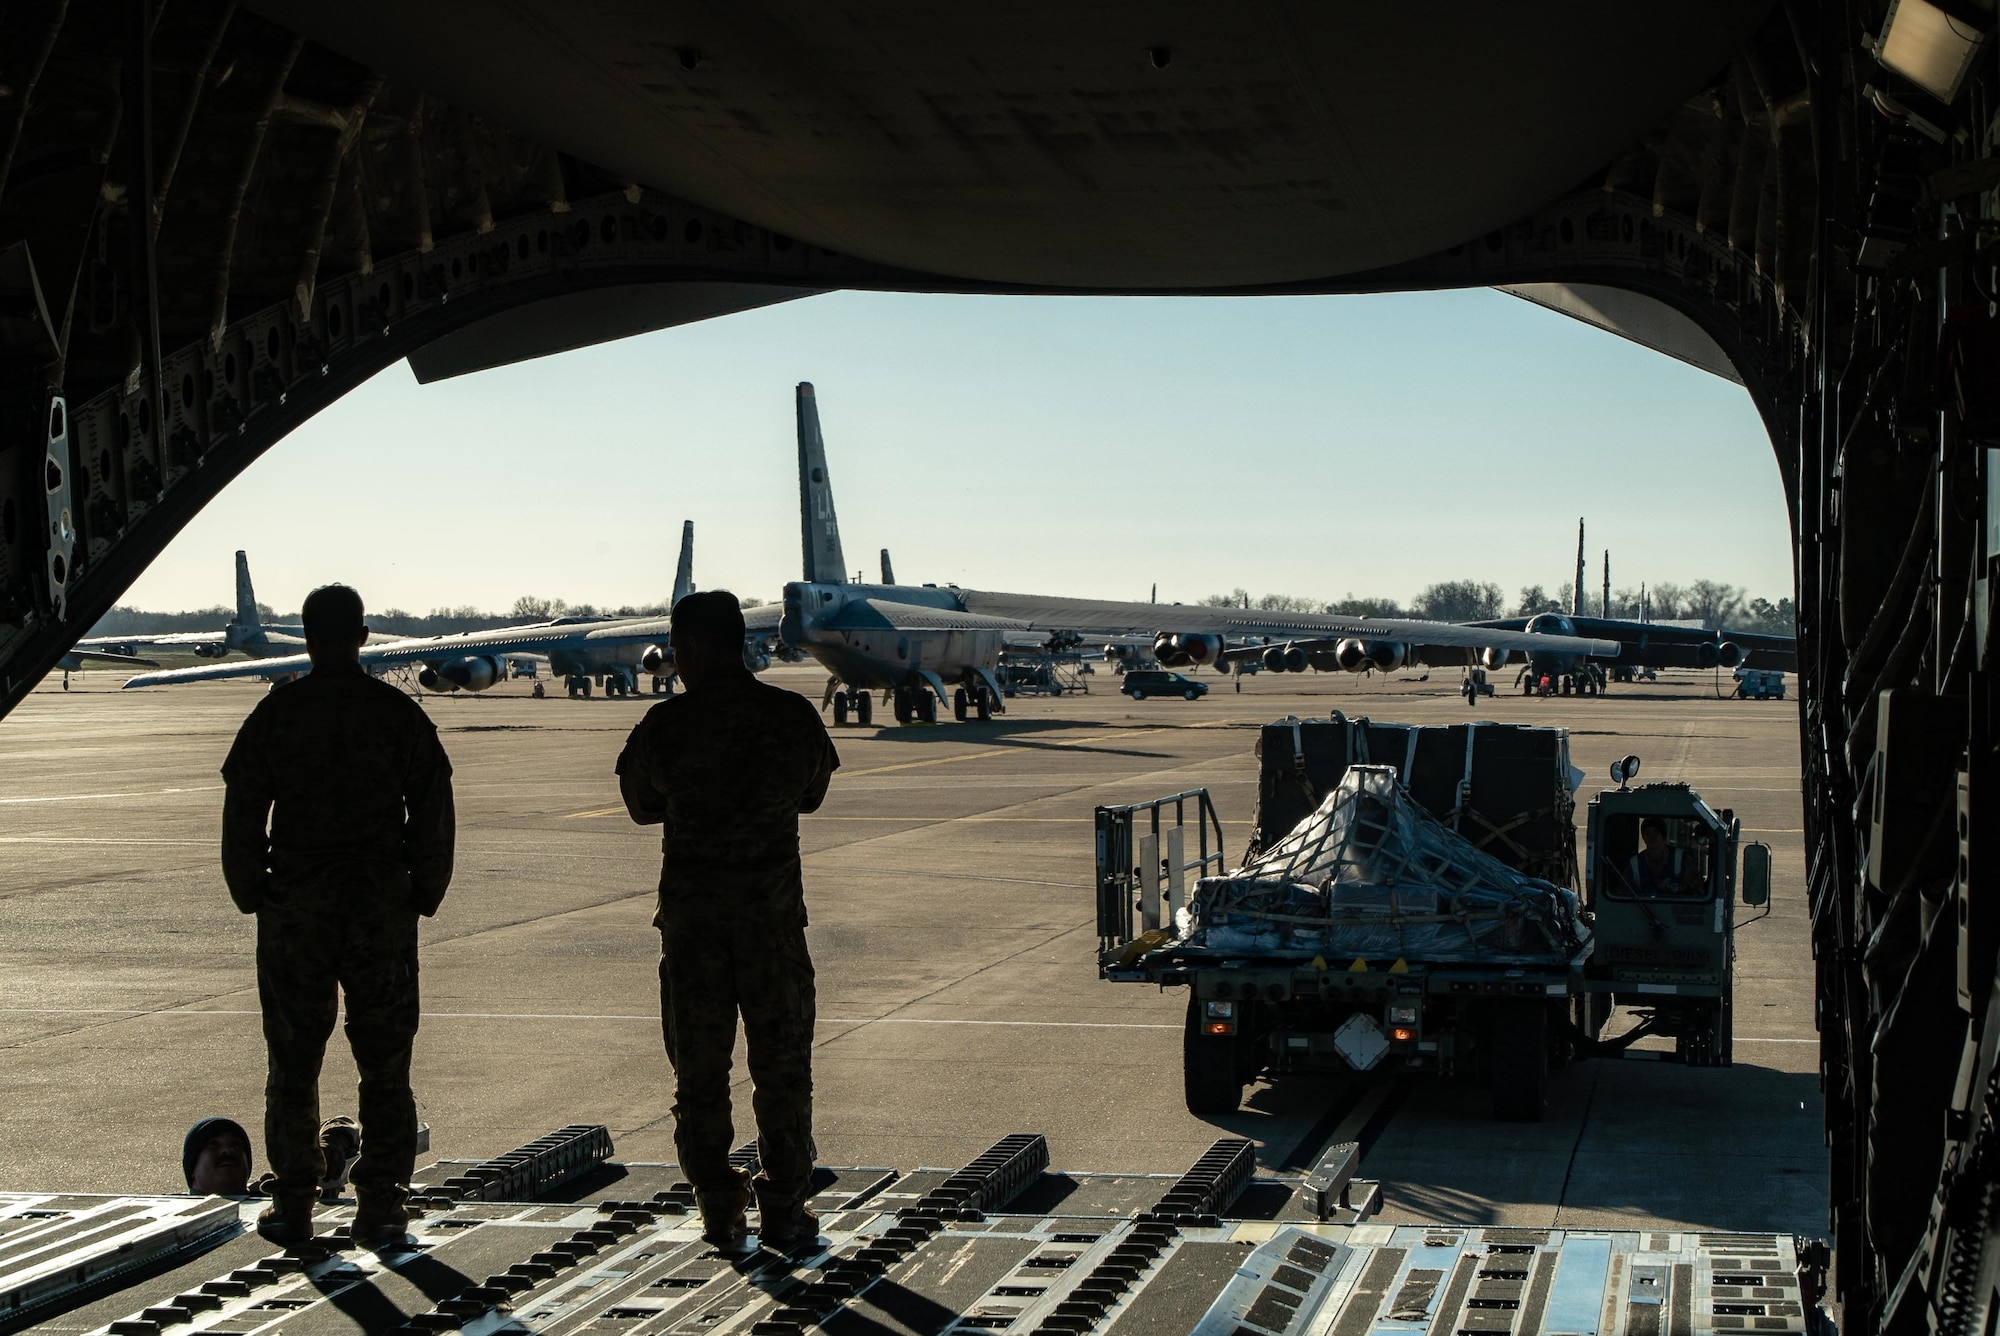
{"left": 424, "top": 655, "right": 500, "bottom": 692}
{"left": 1365, "top": 641, "right": 1407, "bottom": 672}
{"left": 1151, "top": 632, "right": 1188, "bottom": 666}
{"left": 1695, "top": 641, "right": 1720, "bottom": 669}
{"left": 1260, "top": 643, "right": 1310, "bottom": 673}
{"left": 195, "top": 643, "right": 228, "bottom": 659}
{"left": 1716, "top": 640, "right": 1744, "bottom": 669}
{"left": 640, "top": 644, "right": 674, "bottom": 674}
{"left": 1177, "top": 633, "right": 1223, "bottom": 665}
{"left": 1102, "top": 643, "right": 1134, "bottom": 663}
{"left": 1334, "top": 638, "right": 1370, "bottom": 672}
{"left": 1478, "top": 645, "right": 1508, "bottom": 671}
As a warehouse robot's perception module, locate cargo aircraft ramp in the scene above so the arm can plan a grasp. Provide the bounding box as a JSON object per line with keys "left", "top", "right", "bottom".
{"left": 6, "top": 1126, "right": 1826, "bottom": 1336}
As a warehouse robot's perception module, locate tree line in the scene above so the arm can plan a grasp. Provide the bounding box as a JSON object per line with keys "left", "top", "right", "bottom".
{"left": 1199, "top": 580, "right": 1796, "bottom": 635}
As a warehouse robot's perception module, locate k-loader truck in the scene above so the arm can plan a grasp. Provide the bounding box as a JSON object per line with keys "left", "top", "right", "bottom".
{"left": 1096, "top": 714, "right": 1772, "bottom": 1120}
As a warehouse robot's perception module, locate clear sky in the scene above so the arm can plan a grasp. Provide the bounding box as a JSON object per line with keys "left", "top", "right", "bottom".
{"left": 119, "top": 287, "right": 1794, "bottom": 617}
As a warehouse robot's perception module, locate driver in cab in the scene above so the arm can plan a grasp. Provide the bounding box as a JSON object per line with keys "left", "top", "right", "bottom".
{"left": 1629, "top": 817, "right": 1706, "bottom": 897}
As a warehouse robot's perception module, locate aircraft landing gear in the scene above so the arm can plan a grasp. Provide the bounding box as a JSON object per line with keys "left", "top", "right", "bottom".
{"left": 953, "top": 685, "right": 996, "bottom": 721}
{"left": 831, "top": 688, "right": 875, "bottom": 725}
{"left": 566, "top": 673, "right": 592, "bottom": 698}
{"left": 651, "top": 675, "right": 674, "bottom": 695}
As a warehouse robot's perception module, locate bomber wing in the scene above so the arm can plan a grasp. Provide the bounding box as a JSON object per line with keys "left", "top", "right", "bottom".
{"left": 122, "top": 621, "right": 645, "bottom": 688}
{"left": 824, "top": 599, "right": 1028, "bottom": 633}
{"left": 65, "top": 648, "right": 160, "bottom": 667}
{"left": 122, "top": 607, "right": 783, "bottom": 688}
{"left": 1473, "top": 615, "right": 1797, "bottom": 673}
{"left": 951, "top": 589, "right": 1617, "bottom": 659}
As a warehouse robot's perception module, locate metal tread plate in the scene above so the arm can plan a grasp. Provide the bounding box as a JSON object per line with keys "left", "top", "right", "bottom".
{"left": 0, "top": 1193, "right": 240, "bottom": 1333}
{"left": 7, "top": 1140, "right": 1819, "bottom": 1336}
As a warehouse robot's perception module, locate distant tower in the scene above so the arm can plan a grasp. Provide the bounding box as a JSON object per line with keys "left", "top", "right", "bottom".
{"left": 1572, "top": 520, "right": 1586, "bottom": 616}
{"left": 1602, "top": 551, "right": 1610, "bottom": 619}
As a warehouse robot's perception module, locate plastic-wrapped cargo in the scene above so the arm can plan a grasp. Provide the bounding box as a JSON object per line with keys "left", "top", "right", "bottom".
{"left": 1186, "top": 765, "right": 1589, "bottom": 965}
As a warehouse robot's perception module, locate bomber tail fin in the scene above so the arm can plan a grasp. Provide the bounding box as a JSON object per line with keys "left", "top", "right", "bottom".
{"left": 797, "top": 382, "right": 848, "bottom": 584}
{"left": 234, "top": 551, "right": 258, "bottom": 627}
{"left": 672, "top": 520, "right": 696, "bottom": 608}
{"left": 880, "top": 548, "right": 896, "bottom": 585}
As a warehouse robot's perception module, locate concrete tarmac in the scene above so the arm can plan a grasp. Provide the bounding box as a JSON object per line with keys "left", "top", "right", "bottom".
{"left": 0, "top": 664, "right": 1819, "bottom": 1234}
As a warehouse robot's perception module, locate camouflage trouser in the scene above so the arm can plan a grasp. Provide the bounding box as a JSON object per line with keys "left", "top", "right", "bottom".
{"left": 658, "top": 911, "right": 816, "bottom": 1206}
{"left": 257, "top": 886, "right": 421, "bottom": 1205}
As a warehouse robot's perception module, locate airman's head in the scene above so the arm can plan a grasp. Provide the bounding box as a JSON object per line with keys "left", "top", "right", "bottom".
{"left": 302, "top": 584, "right": 368, "bottom": 667}
{"left": 182, "top": 1117, "right": 253, "bottom": 1195}
{"left": 669, "top": 591, "right": 747, "bottom": 688}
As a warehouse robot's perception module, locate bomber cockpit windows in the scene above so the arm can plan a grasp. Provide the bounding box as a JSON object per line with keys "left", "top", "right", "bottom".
{"left": 1603, "top": 815, "right": 1713, "bottom": 900}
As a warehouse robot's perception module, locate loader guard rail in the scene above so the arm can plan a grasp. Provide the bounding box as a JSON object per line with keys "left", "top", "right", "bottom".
{"left": 1096, "top": 789, "right": 1227, "bottom": 956}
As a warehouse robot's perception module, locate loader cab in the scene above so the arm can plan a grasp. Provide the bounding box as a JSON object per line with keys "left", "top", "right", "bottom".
{"left": 1597, "top": 814, "right": 1717, "bottom": 903}
{"left": 1583, "top": 781, "right": 1739, "bottom": 996}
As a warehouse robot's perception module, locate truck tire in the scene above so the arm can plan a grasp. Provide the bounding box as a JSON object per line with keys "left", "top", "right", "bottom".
{"left": 1488, "top": 1001, "right": 1549, "bottom": 1122}
{"left": 1676, "top": 1001, "right": 1729, "bottom": 1067}
{"left": 1183, "top": 994, "right": 1244, "bottom": 1115}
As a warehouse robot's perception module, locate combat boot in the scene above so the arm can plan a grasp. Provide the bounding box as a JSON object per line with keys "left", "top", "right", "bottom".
{"left": 696, "top": 1175, "right": 752, "bottom": 1252}
{"left": 753, "top": 1181, "right": 821, "bottom": 1255}
{"left": 349, "top": 1189, "right": 414, "bottom": 1249}
{"left": 255, "top": 1193, "right": 317, "bottom": 1244}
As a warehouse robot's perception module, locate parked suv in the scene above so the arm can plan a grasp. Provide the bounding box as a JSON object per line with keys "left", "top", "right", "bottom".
{"left": 1121, "top": 669, "right": 1208, "bottom": 701}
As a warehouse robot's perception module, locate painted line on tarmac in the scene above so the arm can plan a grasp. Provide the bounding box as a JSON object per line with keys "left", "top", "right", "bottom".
{"left": 0, "top": 837, "right": 212, "bottom": 845}
{"left": 840, "top": 728, "right": 1175, "bottom": 779}
{"left": 0, "top": 785, "right": 223, "bottom": 805}
{"left": 559, "top": 729, "right": 1182, "bottom": 817}
{"left": 0, "top": 1006, "right": 1821, "bottom": 1043}
{"left": 804, "top": 815, "right": 1255, "bottom": 824}
{"left": 0, "top": 1006, "right": 1179, "bottom": 1029}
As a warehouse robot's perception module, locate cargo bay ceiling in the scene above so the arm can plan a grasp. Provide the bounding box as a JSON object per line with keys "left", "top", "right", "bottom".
{"left": 0, "top": 0, "right": 1807, "bottom": 719}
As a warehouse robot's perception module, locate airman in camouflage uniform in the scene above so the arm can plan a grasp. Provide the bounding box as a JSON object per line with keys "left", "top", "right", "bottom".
{"left": 221, "top": 584, "right": 454, "bottom": 1245}
{"left": 617, "top": 590, "right": 838, "bottom": 1251}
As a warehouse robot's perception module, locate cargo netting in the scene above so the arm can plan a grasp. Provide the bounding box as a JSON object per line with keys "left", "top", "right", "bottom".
{"left": 1185, "top": 766, "right": 1589, "bottom": 964}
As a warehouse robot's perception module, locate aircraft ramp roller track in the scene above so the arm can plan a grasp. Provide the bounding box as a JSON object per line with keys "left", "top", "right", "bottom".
{"left": 5, "top": 1132, "right": 1826, "bottom": 1336}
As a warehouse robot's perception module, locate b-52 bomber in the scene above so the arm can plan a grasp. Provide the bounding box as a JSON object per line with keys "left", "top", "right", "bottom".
{"left": 779, "top": 383, "right": 1618, "bottom": 724}
{"left": 121, "top": 522, "right": 782, "bottom": 697}
{"left": 76, "top": 550, "right": 303, "bottom": 662}
{"left": 1466, "top": 524, "right": 1798, "bottom": 697}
